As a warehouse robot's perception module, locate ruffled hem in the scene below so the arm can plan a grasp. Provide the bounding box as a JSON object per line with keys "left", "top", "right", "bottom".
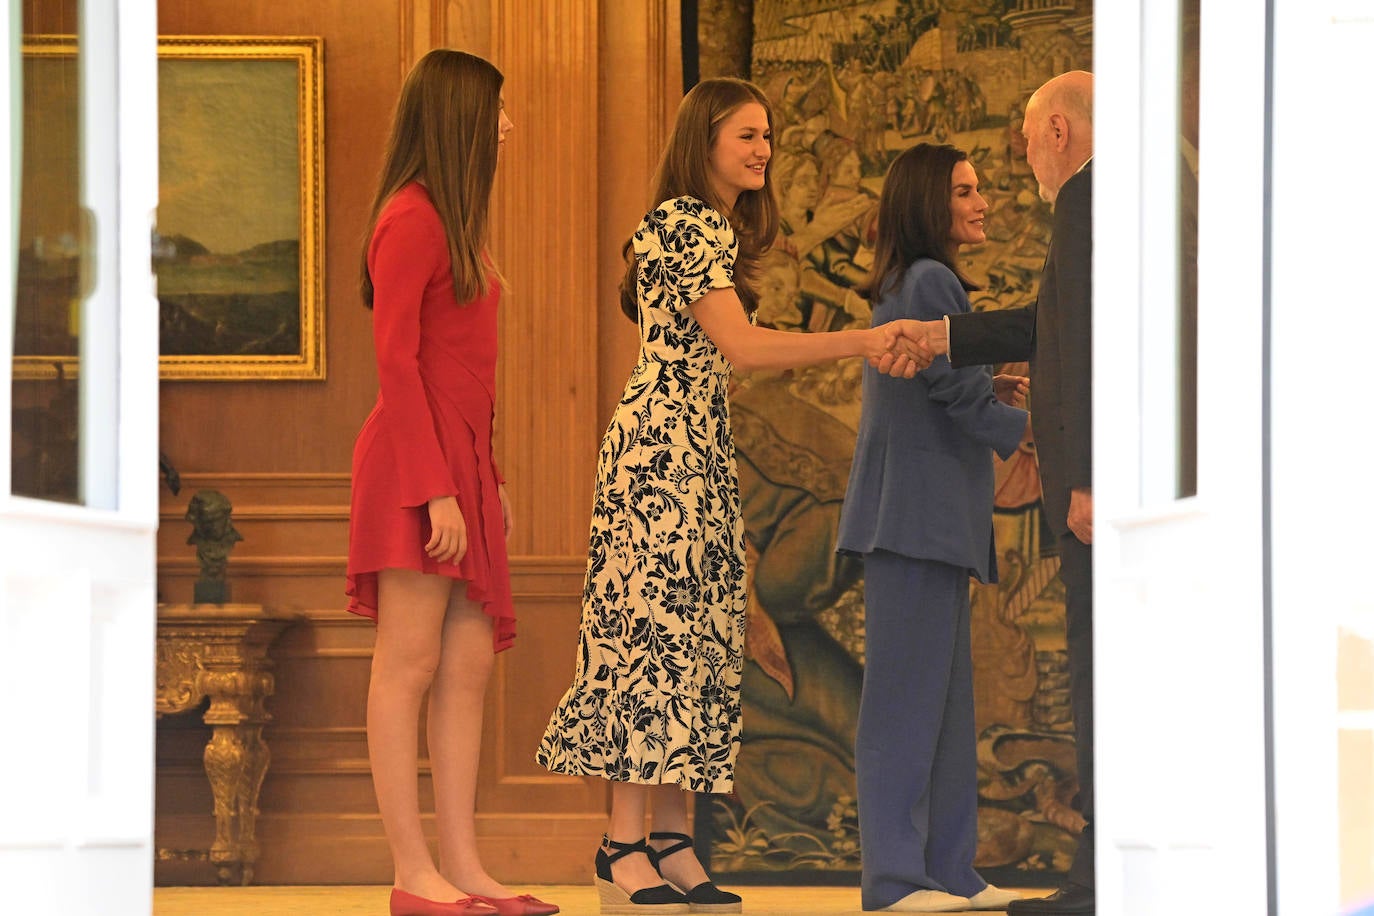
{"left": 537, "top": 751, "right": 734, "bottom": 794}
{"left": 346, "top": 566, "right": 516, "bottom": 653}
{"left": 347, "top": 385, "right": 516, "bottom": 653}
{"left": 536, "top": 683, "right": 739, "bottom": 792}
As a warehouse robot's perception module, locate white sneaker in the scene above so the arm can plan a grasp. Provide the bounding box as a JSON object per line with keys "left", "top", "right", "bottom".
{"left": 967, "top": 884, "right": 1023, "bottom": 910}
{"left": 881, "top": 889, "right": 974, "bottom": 912}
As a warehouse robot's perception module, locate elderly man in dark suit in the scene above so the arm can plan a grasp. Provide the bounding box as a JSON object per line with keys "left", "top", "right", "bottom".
{"left": 883, "top": 69, "right": 1098, "bottom": 915}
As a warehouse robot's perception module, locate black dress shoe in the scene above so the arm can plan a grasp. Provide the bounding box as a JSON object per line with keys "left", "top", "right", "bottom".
{"left": 1006, "top": 883, "right": 1094, "bottom": 915}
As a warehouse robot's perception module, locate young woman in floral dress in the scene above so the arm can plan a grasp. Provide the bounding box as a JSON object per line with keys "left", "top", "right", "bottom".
{"left": 537, "top": 78, "right": 911, "bottom": 915}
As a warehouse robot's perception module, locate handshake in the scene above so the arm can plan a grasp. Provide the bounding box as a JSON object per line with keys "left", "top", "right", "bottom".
{"left": 865, "top": 318, "right": 949, "bottom": 377}
{"left": 863, "top": 318, "right": 1028, "bottom": 407}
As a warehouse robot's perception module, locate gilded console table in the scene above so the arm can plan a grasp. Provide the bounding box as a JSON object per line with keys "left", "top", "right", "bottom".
{"left": 155, "top": 603, "right": 299, "bottom": 885}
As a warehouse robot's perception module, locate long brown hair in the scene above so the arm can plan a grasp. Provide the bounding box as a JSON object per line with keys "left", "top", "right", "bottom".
{"left": 865, "top": 143, "right": 979, "bottom": 301}
{"left": 361, "top": 49, "right": 503, "bottom": 308}
{"left": 619, "top": 78, "right": 780, "bottom": 322}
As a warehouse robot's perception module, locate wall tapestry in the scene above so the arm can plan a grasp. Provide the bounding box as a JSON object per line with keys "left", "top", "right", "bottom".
{"left": 696, "top": 0, "right": 1094, "bottom": 887}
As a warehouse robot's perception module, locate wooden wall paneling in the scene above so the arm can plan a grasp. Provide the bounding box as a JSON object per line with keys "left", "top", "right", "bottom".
{"left": 250, "top": 614, "right": 378, "bottom": 884}
{"left": 156, "top": 472, "right": 349, "bottom": 610}
{"left": 434, "top": 0, "right": 689, "bottom": 882}
{"left": 400, "top": 1, "right": 495, "bottom": 76}
{"left": 21, "top": 2, "right": 77, "bottom": 33}
{"left": 155, "top": 0, "right": 400, "bottom": 477}
{"left": 153, "top": 0, "right": 403, "bottom": 886}
{"left": 597, "top": 0, "right": 683, "bottom": 428}
{"left": 485, "top": 0, "right": 601, "bottom": 559}
{"left": 153, "top": 0, "right": 683, "bottom": 886}
{"left": 463, "top": 0, "right": 611, "bottom": 882}
{"left": 399, "top": 0, "right": 441, "bottom": 77}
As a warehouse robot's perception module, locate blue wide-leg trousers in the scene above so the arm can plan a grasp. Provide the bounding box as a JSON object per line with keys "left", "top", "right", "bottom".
{"left": 857, "top": 549, "right": 985, "bottom": 910}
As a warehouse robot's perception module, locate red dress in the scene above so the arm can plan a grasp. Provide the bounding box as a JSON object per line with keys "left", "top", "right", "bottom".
{"left": 346, "top": 183, "right": 515, "bottom": 652}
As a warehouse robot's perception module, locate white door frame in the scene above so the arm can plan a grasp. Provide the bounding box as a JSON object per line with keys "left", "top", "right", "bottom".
{"left": 1093, "top": 0, "right": 1270, "bottom": 912}
{"left": 1268, "top": 1, "right": 1374, "bottom": 912}
{"left": 0, "top": 1, "right": 159, "bottom": 913}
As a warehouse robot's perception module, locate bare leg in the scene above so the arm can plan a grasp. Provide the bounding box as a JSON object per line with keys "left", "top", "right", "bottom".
{"left": 604, "top": 782, "right": 662, "bottom": 892}
{"left": 648, "top": 785, "right": 711, "bottom": 891}
{"left": 368, "top": 568, "right": 464, "bottom": 901}
{"left": 431, "top": 592, "right": 508, "bottom": 898}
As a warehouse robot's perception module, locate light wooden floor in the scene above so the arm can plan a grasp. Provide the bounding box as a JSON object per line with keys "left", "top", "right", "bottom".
{"left": 153, "top": 885, "right": 1051, "bottom": 915}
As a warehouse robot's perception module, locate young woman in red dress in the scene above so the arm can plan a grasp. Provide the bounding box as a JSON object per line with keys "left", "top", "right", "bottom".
{"left": 347, "top": 49, "right": 556, "bottom": 916}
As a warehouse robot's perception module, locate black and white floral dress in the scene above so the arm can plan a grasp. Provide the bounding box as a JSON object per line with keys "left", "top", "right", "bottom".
{"left": 537, "top": 196, "right": 748, "bottom": 793}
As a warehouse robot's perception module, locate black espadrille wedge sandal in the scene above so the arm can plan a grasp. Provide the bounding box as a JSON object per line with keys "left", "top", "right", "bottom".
{"left": 595, "top": 836, "right": 691, "bottom": 914}
{"left": 646, "top": 832, "right": 742, "bottom": 914}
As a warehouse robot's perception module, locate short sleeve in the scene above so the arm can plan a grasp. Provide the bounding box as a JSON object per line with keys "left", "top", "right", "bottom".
{"left": 635, "top": 198, "right": 736, "bottom": 313}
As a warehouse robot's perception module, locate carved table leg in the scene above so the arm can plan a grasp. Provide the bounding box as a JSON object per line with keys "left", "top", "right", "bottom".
{"left": 200, "top": 663, "right": 277, "bottom": 885}
{"left": 155, "top": 607, "right": 296, "bottom": 886}
{"left": 237, "top": 724, "right": 271, "bottom": 885}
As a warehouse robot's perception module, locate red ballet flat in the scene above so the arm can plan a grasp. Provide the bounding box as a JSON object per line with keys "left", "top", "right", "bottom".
{"left": 390, "top": 887, "right": 499, "bottom": 916}
{"left": 470, "top": 894, "right": 560, "bottom": 916}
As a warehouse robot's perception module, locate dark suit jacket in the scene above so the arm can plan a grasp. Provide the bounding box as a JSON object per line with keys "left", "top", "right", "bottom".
{"left": 837, "top": 259, "right": 1027, "bottom": 582}
{"left": 946, "top": 161, "right": 1093, "bottom": 539}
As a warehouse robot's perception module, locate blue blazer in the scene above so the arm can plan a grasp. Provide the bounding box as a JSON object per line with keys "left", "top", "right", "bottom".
{"left": 837, "top": 259, "right": 1027, "bottom": 583}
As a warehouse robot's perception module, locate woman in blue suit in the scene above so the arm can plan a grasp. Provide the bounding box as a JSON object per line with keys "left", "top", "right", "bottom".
{"left": 837, "top": 143, "right": 1029, "bottom": 913}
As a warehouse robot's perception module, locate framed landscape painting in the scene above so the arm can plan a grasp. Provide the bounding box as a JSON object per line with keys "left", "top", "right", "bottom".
{"left": 14, "top": 35, "right": 325, "bottom": 381}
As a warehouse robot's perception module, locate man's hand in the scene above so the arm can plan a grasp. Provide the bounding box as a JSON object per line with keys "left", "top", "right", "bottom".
{"left": 869, "top": 318, "right": 948, "bottom": 374}
{"left": 1067, "top": 487, "right": 1093, "bottom": 544}
{"left": 865, "top": 322, "right": 915, "bottom": 378}
{"left": 993, "top": 374, "right": 1029, "bottom": 407}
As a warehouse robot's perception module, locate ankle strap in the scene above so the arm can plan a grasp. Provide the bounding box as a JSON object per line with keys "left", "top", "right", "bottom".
{"left": 602, "top": 835, "right": 652, "bottom": 865}
{"left": 648, "top": 831, "right": 695, "bottom": 859}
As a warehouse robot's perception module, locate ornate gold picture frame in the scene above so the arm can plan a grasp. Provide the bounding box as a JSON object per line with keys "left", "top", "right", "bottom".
{"left": 15, "top": 36, "right": 325, "bottom": 381}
